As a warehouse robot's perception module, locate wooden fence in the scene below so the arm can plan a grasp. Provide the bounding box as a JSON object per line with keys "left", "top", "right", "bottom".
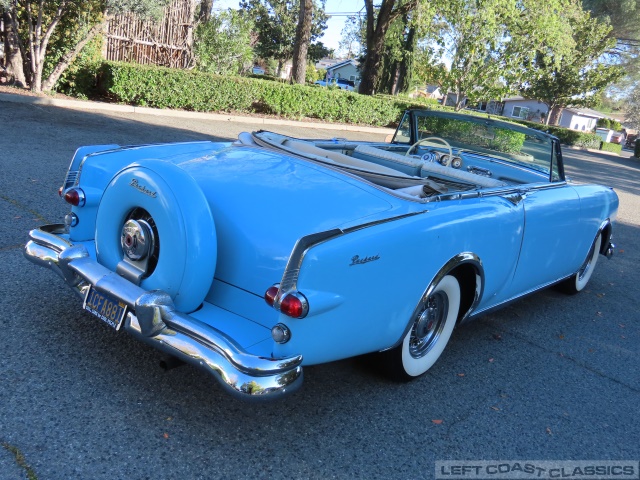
{"left": 104, "top": 0, "right": 195, "bottom": 68}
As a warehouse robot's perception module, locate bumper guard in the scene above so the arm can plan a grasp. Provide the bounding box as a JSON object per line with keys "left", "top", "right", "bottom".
{"left": 24, "top": 224, "right": 303, "bottom": 401}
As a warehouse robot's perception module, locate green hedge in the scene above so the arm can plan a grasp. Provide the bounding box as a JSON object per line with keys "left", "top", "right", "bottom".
{"left": 513, "top": 119, "right": 601, "bottom": 149}
{"left": 600, "top": 141, "right": 622, "bottom": 154}
{"left": 69, "top": 61, "right": 602, "bottom": 147}
{"left": 92, "top": 61, "right": 439, "bottom": 127}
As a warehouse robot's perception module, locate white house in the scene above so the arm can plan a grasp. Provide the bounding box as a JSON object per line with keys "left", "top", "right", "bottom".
{"left": 557, "top": 107, "right": 604, "bottom": 132}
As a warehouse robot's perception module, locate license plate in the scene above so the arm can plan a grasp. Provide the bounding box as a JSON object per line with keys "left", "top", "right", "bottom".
{"left": 83, "top": 286, "right": 127, "bottom": 330}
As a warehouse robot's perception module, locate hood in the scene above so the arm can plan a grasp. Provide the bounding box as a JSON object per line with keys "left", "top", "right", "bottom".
{"left": 177, "top": 144, "right": 395, "bottom": 295}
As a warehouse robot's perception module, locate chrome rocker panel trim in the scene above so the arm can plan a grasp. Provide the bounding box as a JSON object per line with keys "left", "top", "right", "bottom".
{"left": 24, "top": 224, "right": 303, "bottom": 401}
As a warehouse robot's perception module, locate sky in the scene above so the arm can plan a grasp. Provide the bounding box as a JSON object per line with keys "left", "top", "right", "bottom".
{"left": 212, "top": 0, "right": 364, "bottom": 53}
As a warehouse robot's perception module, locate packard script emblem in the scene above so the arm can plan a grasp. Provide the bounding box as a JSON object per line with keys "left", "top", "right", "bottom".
{"left": 349, "top": 254, "right": 380, "bottom": 266}
{"left": 130, "top": 178, "right": 157, "bottom": 198}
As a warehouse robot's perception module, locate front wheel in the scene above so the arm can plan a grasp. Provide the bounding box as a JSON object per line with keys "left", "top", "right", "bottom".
{"left": 558, "top": 233, "right": 602, "bottom": 295}
{"left": 382, "top": 275, "right": 460, "bottom": 381}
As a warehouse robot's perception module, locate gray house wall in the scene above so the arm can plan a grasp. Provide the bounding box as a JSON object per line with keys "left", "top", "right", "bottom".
{"left": 502, "top": 99, "right": 549, "bottom": 121}
{"left": 328, "top": 63, "right": 360, "bottom": 83}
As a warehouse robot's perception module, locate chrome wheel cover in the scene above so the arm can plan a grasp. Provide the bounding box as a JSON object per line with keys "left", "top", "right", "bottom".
{"left": 409, "top": 291, "right": 449, "bottom": 359}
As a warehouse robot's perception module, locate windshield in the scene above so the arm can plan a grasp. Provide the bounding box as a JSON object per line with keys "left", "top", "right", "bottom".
{"left": 396, "top": 112, "right": 555, "bottom": 177}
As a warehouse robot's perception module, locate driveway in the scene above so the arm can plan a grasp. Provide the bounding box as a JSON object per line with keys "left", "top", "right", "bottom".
{"left": 1, "top": 101, "right": 638, "bottom": 480}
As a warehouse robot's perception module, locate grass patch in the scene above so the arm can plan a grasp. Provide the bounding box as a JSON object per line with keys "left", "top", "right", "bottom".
{"left": 2, "top": 442, "right": 38, "bottom": 480}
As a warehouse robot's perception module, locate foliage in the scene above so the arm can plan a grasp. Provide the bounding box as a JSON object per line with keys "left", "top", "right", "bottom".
{"left": 107, "top": 0, "right": 171, "bottom": 20}
{"left": 513, "top": 119, "right": 602, "bottom": 148}
{"left": 304, "top": 62, "right": 321, "bottom": 83}
{"left": 194, "top": 9, "right": 254, "bottom": 75}
{"left": 3, "top": 0, "right": 171, "bottom": 92}
{"left": 85, "top": 61, "right": 450, "bottom": 125}
{"left": 338, "top": 15, "right": 363, "bottom": 58}
{"left": 596, "top": 118, "right": 622, "bottom": 131}
{"left": 56, "top": 35, "right": 104, "bottom": 97}
{"left": 306, "top": 41, "right": 333, "bottom": 63}
{"left": 239, "top": 0, "right": 327, "bottom": 74}
{"left": 600, "top": 141, "right": 622, "bottom": 154}
{"left": 624, "top": 86, "right": 640, "bottom": 130}
{"left": 519, "top": 3, "right": 624, "bottom": 123}
{"left": 583, "top": 0, "right": 640, "bottom": 84}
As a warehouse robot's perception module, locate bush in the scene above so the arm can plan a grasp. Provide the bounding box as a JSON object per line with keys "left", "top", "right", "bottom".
{"left": 87, "top": 61, "right": 441, "bottom": 126}
{"left": 510, "top": 119, "right": 601, "bottom": 148}
{"left": 61, "top": 61, "right": 611, "bottom": 147}
{"left": 600, "top": 142, "right": 622, "bottom": 154}
{"left": 596, "top": 117, "right": 622, "bottom": 132}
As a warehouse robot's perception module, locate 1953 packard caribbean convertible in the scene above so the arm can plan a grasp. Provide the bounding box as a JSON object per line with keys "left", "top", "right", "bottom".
{"left": 25, "top": 109, "right": 618, "bottom": 400}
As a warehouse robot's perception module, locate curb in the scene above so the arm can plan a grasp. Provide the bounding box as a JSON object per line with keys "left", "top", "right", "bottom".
{"left": 0, "top": 91, "right": 396, "bottom": 135}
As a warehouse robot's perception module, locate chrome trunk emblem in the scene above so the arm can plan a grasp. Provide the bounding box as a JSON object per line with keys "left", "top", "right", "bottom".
{"left": 121, "top": 219, "right": 152, "bottom": 261}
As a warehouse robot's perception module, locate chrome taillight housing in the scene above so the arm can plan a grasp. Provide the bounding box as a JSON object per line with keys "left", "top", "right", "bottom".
{"left": 63, "top": 187, "right": 85, "bottom": 207}
{"left": 264, "top": 285, "right": 309, "bottom": 319}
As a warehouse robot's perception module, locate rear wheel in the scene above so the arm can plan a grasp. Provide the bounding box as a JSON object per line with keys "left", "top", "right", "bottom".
{"left": 382, "top": 275, "right": 460, "bottom": 381}
{"left": 558, "top": 233, "right": 601, "bottom": 295}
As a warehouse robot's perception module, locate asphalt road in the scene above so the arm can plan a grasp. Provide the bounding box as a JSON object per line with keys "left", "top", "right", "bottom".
{"left": 1, "top": 101, "right": 638, "bottom": 480}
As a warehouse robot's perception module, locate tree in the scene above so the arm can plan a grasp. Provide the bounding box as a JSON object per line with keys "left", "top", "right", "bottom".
{"left": 194, "top": 9, "right": 254, "bottom": 75}
{"left": 519, "top": 5, "right": 624, "bottom": 124}
{"left": 240, "top": 0, "right": 327, "bottom": 77}
{"left": 358, "top": 0, "right": 425, "bottom": 95}
{"left": 1, "top": 0, "right": 169, "bottom": 93}
{"left": 306, "top": 41, "right": 332, "bottom": 63}
{"left": 1, "top": 2, "right": 27, "bottom": 87}
{"left": 338, "top": 15, "right": 363, "bottom": 59}
{"left": 582, "top": 0, "right": 640, "bottom": 85}
{"left": 623, "top": 86, "right": 640, "bottom": 130}
{"left": 291, "top": 0, "right": 312, "bottom": 83}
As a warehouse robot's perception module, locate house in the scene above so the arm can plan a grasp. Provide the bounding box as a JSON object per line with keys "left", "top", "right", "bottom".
{"left": 424, "top": 85, "right": 443, "bottom": 100}
{"left": 323, "top": 59, "right": 360, "bottom": 86}
{"left": 557, "top": 107, "right": 604, "bottom": 132}
{"left": 499, "top": 97, "right": 549, "bottom": 122}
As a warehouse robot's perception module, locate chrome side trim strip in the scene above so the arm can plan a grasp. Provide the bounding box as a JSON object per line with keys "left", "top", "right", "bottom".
{"left": 24, "top": 225, "right": 303, "bottom": 401}
{"left": 276, "top": 211, "right": 427, "bottom": 302}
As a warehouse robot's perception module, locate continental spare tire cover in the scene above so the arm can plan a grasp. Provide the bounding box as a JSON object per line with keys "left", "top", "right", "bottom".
{"left": 95, "top": 160, "right": 216, "bottom": 312}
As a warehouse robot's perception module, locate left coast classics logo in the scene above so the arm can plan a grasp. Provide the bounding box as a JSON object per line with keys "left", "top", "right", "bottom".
{"left": 130, "top": 178, "right": 157, "bottom": 198}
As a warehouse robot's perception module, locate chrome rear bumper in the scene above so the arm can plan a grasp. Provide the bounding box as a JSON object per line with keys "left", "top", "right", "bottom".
{"left": 24, "top": 224, "right": 303, "bottom": 401}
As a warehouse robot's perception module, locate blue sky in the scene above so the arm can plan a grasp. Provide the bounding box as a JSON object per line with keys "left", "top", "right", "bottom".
{"left": 213, "top": 0, "right": 364, "bottom": 53}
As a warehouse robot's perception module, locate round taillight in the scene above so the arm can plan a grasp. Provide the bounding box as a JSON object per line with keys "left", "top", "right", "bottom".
{"left": 280, "top": 293, "right": 308, "bottom": 319}
{"left": 264, "top": 285, "right": 279, "bottom": 307}
{"left": 63, "top": 188, "right": 85, "bottom": 207}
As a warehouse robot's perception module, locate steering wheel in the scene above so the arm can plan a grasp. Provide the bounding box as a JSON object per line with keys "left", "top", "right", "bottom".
{"left": 405, "top": 136, "right": 454, "bottom": 166}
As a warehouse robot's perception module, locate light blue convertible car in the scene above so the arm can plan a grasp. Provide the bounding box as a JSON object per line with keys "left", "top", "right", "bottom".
{"left": 25, "top": 109, "right": 618, "bottom": 400}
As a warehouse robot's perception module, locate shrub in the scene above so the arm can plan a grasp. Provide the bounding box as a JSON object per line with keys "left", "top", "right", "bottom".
{"left": 600, "top": 142, "right": 622, "bottom": 154}
{"left": 90, "top": 61, "right": 440, "bottom": 126}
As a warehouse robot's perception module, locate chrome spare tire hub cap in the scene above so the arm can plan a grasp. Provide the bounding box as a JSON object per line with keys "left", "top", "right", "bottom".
{"left": 121, "top": 219, "right": 152, "bottom": 261}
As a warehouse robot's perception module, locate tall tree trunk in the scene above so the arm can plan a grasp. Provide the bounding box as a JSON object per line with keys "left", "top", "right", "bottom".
{"left": 42, "top": 20, "right": 105, "bottom": 92}
{"left": 358, "top": 0, "right": 417, "bottom": 95}
{"left": 547, "top": 105, "right": 562, "bottom": 125}
{"left": 2, "top": 8, "right": 27, "bottom": 87}
{"left": 358, "top": 0, "right": 395, "bottom": 95}
{"left": 25, "top": 0, "right": 66, "bottom": 93}
{"left": 198, "top": 0, "right": 213, "bottom": 23}
{"left": 291, "top": 0, "right": 313, "bottom": 84}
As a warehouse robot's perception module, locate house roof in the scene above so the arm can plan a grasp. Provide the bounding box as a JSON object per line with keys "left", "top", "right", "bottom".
{"left": 564, "top": 107, "right": 605, "bottom": 119}
{"left": 326, "top": 59, "right": 358, "bottom": 72}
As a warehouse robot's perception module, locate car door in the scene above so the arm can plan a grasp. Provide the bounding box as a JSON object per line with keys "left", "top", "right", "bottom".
{"left": 508, "top": 182, "right": 583, "bottom": 295}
